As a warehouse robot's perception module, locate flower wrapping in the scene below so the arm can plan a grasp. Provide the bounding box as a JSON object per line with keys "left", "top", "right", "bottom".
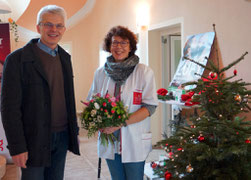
{"left": 80, "top": 93, "right": 130, "bottom": 146}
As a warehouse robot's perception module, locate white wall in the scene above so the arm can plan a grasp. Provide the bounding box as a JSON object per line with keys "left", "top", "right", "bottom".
{"left": 7, "top": 0, "right": 251, "bottom": 145}
{"left": 61, "top": 0, "right": 251, "bottom": 143}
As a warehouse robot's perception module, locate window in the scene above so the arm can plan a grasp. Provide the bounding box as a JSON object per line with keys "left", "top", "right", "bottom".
{"left": 99, "top": 49, "right": 110, "bottom": 67}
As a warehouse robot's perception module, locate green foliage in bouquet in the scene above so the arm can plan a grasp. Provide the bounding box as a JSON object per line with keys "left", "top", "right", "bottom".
{"left": 153, "top": 30, "right": 251, "bottom": 179}
{"left": 80, "top": 93, "right": 130, "bottom": 146}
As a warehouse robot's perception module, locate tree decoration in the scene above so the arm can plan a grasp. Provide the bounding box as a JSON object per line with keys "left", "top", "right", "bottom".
{"left": 234, "top": 94, "right": 242, "bottom": 102}
{"left": 245, "top": 139, "right": 251, "bottom": 144}
{"left": 177, "top": 147, "right": 183, "bottom": 151}
{"left": 8, "top": 18, "right": 19, "bottom": 42}
{"left": 197, "top": 135, "right": 205, "bottom": 142}
{"left": 234, "top": 69, "right": 237, "bottom": 75}
{"left": 209, "top": 71, "right": 218, "bottom": 79}
{"left": 164, "top": 171, "right": 172, "bottom": 180}
{"left": 186, "top": 164, "right": 194, "bottom": 173}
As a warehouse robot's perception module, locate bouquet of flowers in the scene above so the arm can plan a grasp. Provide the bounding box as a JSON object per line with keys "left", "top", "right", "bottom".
{"left": 80, "top": 93, "right": 130, "bottom": 146}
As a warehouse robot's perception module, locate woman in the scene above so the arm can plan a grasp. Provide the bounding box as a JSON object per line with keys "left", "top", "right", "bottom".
{"left": 87, "top": 25, "right": 158, "bottom": 180}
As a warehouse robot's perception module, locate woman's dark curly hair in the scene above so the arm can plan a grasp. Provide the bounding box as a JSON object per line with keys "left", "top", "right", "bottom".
{"left": 103, "top": 26, "right": 138, "bottom": 57}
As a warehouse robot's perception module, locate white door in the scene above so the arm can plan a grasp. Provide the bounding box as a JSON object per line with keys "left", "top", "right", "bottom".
{"left": 161, "top": 34, "right": 181, "bottom": 136}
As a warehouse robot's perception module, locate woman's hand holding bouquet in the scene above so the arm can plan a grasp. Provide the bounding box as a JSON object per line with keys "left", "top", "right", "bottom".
{"left": 80, "top": 93, "right": 130, "bottom": 146}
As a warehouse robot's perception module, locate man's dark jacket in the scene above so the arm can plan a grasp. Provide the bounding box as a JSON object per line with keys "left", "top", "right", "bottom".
{"left": 1, "top": 39, "right": 80, "bottom": 167}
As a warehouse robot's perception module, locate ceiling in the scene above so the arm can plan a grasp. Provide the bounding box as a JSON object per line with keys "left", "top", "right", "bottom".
{"left": 4, "top": 0, "right": 93, "bottom": 33}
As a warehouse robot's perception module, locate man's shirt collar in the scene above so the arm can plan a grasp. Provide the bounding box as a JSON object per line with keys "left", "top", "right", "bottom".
{"left": 37, "top": 39, "right": 58, "bottom": 57}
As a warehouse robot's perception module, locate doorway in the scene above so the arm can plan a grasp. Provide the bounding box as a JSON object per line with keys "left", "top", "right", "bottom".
{"left": 148, "top": 19, "right": 183, "bottom": 138}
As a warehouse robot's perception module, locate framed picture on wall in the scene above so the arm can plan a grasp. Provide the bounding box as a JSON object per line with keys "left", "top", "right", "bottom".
{"left": 170, "top": 31, "right": 215, "bottom": 90}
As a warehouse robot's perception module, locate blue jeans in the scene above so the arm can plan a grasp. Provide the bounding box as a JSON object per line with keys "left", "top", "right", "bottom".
{"left": 106, "top": 154, "right": 145, "bottom": 180}
{"left": 21, "top": 130, "right": 69, "bottom": 180}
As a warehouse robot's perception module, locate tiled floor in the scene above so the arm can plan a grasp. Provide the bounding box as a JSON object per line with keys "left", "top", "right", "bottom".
{"left": 2, "top": 128, "right": 165, "bottom": 180}
{"left": 64, "top": 129, "right": 111, "bottom": 180}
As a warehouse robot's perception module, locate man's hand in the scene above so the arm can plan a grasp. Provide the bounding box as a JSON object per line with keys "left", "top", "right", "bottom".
{"left": 12, "top": 152, "right": 28, "bottom": 168}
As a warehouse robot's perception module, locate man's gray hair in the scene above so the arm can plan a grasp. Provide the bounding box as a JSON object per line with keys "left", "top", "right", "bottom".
{"left": 37, "top": 5, "right": 67, "bottom": 25}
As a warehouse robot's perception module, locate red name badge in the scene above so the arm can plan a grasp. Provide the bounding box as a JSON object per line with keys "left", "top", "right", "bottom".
{"left": 133, "top": 91, "right": 142, "bottom": 105}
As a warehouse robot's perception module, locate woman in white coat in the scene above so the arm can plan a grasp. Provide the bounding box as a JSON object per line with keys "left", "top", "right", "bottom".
{"left": 88, "top": 26, "right": 158, "bottom": 180}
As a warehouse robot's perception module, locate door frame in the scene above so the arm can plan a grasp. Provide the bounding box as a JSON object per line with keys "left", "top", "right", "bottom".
{"left": 148, "top": 17, "right": 184, "bottom": 138}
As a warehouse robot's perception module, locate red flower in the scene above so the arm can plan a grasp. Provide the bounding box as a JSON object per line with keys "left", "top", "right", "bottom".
{"left": 181, "top": 94, "right": 190, "bottom": 101}
{"left": 103, "top": 102, "right": 107, "bottom": 107}
{"left": 151, "top": 162, "right": 157, "bottom": 169}
{"left": 181, "top": 91, "right": 194, "bottom": 102}
{"left": 111, "top": 110, "right": 115, "bottom": 114}
{"left": 81, "top": 100, "right": 89, "bottom": 106}
{"left": 8, "top": 18, "right": 14, "bottom": 24}
{"left": 157, "top": 88, "right": 168, "bottom": 96}
{"left": 184, "top": 99, "right": 200, "bottom": 106}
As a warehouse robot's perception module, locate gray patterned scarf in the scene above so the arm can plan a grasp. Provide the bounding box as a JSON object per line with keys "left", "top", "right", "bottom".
{"left": 104, "top": 55, "right": 139, "bottom": 85}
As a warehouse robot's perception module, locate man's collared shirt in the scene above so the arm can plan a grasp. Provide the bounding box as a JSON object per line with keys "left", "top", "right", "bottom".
{"left": 37, "top": 39, "right": 58, "bottom": 57}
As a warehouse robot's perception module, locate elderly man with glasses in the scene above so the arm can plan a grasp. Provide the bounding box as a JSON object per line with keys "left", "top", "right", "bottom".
{"left": 1, "top": 5, "right": 80, "bottom": 180}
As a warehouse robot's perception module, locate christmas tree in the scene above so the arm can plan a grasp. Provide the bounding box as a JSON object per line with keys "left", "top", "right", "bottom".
{"left": 154, "top": 28, "right": 251, "bottom": 180}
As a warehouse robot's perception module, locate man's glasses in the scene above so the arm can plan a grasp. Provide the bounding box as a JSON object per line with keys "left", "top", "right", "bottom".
{"left": 111, "top": 40, "right": 129, "bottom": 48}
{"left": 39, "top": 22, "right": 65, "bottom": 30}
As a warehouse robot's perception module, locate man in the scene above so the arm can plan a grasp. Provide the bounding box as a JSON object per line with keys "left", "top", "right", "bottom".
{"left": 1, "top": 5, "right": 80, "bottom": 180}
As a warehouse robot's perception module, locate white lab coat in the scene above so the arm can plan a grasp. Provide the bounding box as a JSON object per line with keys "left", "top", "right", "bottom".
{"left": 87, "top": 63, "right": 158, "bottom": 162}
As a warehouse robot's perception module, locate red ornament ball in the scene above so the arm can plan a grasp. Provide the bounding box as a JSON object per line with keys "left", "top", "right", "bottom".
{"left": 245, "top": 139, "right": 251, "bottom": 144}
{"left": 165, "top": 171, "right": 172, "bottom": 180}
{"left": 151, "top": 162, "right": 157, "bottom": 169}
{"left": 234, "top": 69, "right": 237, "bottom": 75}
{"left": 177, "top": 147, "right": 183, "bottom": 151}
{"left": 198, "top": 135, "right": 205, "bottom": 142}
